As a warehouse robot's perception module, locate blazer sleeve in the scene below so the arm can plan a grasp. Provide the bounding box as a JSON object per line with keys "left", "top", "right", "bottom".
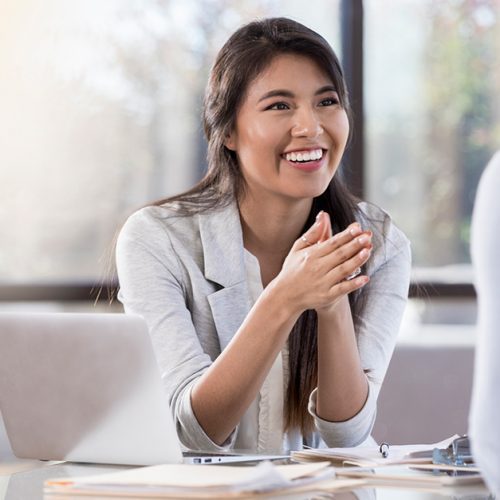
{"left": 115, "top": 209, "right": 238, "bottom": 451}
{"left": 307, "top": 207, "right": 412, "bottom": 447}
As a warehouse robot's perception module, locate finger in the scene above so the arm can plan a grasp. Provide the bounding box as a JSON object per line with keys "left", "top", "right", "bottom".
{"left": 345, "top": 267, "right": 362, "bottom": 281}
{"left": 326, "top": 246, "right": 372, "bottom": 283}
{"left": 330, "top": 274, "right": 370, "bottom": 297}
{"left": 315, "top": 226, "right": 372, "bottom": 260}
{"left": 313, "top": 222, "right": 363, "bottom": 258}
{"left": 329, "top": 223, "right": 365, "bottom": 250}
{"left": 318, "top": 212, "right": 332, "bottom": 242}
{"left": 294, "top": 211, "right": 327, "bottom": 250}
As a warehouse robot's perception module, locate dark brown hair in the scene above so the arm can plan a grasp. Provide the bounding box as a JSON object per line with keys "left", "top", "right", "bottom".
{"left": 155, "top": 17, "right": 361, "bottom": 437}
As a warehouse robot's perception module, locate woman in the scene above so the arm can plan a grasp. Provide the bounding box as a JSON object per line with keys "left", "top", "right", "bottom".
{"left": 116, "top": 17, "right": 411, "bottom": 454}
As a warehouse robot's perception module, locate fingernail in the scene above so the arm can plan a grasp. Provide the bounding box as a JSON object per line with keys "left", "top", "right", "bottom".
{"left": 350, "top": 224, "right": 361, "bottom": 236}
{"left": 315, "top": 211, "right": 323, "bottom": 221}
{"left": 359, "top": 248, "right": 370, "bottom": 259}
{"left": 358, "top": 235, "right": 368, "bottom": 245}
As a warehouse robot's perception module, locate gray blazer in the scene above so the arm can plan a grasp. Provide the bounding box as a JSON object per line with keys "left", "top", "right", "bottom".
{"left": 116, "top": 200, "right": 411, "bottom": 452}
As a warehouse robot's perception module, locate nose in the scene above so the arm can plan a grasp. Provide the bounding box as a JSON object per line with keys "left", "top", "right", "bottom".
{"left": 291, "top": 107, "right": 323, "bottom": 138}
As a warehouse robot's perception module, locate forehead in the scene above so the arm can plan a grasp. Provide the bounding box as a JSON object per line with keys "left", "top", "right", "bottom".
{"left": 245, "top": 53, "right": 333, "bottom": 99}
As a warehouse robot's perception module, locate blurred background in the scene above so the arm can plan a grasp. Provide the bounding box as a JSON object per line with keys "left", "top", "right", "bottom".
{"left": 0, "top": 0, "right": 499, "bottom": 448}
{"left": 1, "top": 0, "right": 499, "bottom": 291}
{"left": 1, "top": 0, "right": 499, "bottom": 303}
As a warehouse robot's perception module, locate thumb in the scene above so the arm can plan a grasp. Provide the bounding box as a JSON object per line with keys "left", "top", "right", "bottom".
{"left": 295, "top": 211, "right": 329, "bottom": 250}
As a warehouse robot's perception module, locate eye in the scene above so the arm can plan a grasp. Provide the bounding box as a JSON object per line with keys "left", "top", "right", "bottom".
{"left": 266, "top": 102, "right": 290, "bottom": 111}
{"left": 319, "top": 96, "right": 340, "bottom": 107}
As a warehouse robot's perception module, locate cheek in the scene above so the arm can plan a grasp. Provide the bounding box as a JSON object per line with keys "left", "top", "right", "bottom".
{"left": 243, "top": 121, "right": 279, "bottom": 154}
{"left": 336, "top": 111, "right": 350, "bottom": 146}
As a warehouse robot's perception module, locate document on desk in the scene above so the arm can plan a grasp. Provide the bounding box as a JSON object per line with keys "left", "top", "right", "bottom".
{"left": 291, "top": 435, "right": 459, "bottom": 467}
{"left": 44, "top": 461, "right": 364, "bottom": 498}
{"left": 334, "top": 464, "right": 484, "bottom": 488}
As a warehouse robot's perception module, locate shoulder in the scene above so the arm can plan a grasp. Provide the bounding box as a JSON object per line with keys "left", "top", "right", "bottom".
{"left": 118, "top": 203, "right": 196, "bottom": 241}
{"left": 474, "top": 151, "right": 500, "bottom": 220}
{"left": 355, "top": 201, "right": 411, "bottom": 265}
{"left": 119, "top": 198, "right": 238, "bottom": 238}
{"left": 480, "top": 151, "right": 500, "bottom": 185}
{"left": 116, "top": 203, "right": 204, "bottom": 270}
{"left": 116, "top": 200, "right": 240, "bottom": 263}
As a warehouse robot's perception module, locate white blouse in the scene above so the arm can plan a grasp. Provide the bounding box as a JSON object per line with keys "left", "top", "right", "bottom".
{"left": 240, "top": 250, "right": 302, "bottom": 454}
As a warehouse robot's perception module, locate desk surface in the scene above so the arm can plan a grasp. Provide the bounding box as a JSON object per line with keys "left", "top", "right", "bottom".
{"left": 0, "top": 460, "right": 493, "bottom": 500}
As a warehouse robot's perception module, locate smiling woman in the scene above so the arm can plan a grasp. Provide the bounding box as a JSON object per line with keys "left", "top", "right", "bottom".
{"left": 225, "top": 54, "right": 350, "bottom": 204}
{"left": 115, "top": 17, "right": 411, "bottom": 454}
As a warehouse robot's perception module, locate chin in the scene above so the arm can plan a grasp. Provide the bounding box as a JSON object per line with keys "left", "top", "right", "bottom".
{"left": 286, "top": 184, "right": 330, "bottom": 201}
{"left": 300, "top": 178, "right": 333, "bottom": 197}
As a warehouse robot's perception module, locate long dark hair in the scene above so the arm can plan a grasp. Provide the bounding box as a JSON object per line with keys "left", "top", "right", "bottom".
{"left": 155, "top": 17, "right": 361, "bottom": 436}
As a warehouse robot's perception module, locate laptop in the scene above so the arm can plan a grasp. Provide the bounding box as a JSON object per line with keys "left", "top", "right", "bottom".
{"left": 0, "top": 312, "right": 286, "bottom": 466}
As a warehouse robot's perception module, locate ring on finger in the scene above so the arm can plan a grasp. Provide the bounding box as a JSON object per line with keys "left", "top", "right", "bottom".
{"left": 345, "top": 267, "right": 362, "bottom": 281}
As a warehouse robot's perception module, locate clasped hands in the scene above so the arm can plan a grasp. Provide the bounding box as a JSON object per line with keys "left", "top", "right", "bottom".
{"left": 274, "top": 211, "right": 372, "bottom": 316}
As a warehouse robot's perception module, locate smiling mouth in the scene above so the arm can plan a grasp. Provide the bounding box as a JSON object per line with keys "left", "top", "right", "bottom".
{"left": 283, "top": 148, "right": 324, "bottom": 163}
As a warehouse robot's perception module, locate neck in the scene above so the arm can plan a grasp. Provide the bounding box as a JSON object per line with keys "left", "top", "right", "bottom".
{"left": 238, "top": 193, "right": 312, "bottom": 259}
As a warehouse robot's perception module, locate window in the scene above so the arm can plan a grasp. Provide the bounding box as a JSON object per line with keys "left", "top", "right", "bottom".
{"left": 365, "top": 0, "right": 500, "bottom": 283}
{"left": 3, "top": 0, "right": 496, "bottom": 301}
{"left": 0, "top": 0, "right": 340, "bottom": 292}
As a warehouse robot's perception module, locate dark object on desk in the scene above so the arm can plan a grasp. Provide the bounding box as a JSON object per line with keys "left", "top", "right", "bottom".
{"left": 433, "top": 435, "right": 477, "bottom": 476}
{"left": 407, "top": 436, "right": 477, "bottom": 478}
{"left": 432, "top": 435, "right": 474, "bottom": 467}
{"left": 407, "top": 436, "right": 474, "bottom": 466}
{"left": 379, "top": 442, "right": 389, "bottom": 458}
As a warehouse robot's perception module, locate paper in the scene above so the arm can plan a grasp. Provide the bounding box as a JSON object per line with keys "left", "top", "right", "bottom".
{"left": 292, "top": 436, "right": 459, "bottom": 467}
{"left": 45, "top": 461, "right": 351, "bottom": 497}
{"left": 335, "top": 464, "right": 484, "bottom": 488}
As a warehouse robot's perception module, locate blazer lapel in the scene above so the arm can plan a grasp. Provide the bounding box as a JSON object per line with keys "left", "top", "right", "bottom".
{"left": 199, "top": 203, "right": 253, "bottom": 350}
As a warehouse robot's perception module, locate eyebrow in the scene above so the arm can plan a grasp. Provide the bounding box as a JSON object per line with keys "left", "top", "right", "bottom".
{"left": 257, "top": 85, "right": 338, "bottom": 103}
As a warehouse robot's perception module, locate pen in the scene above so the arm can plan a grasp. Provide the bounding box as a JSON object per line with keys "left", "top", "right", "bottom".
{"left": 379, "top": 442, "right": 390, "bottom": 458}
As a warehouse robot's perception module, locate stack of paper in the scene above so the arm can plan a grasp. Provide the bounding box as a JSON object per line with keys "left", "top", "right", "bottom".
{"left": 334, "top": 464, "right": 484, "bottom": 489}
{"left": 291, "top": 436, "right": 485, "bottom": 490}
{"left": 292, "top": 436, "right": 459, "bottom": 467}
{"left": 44, "top": 461, "right": 363, "bottom": 498}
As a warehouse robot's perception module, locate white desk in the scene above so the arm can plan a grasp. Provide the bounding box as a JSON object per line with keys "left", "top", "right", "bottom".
{"left": 0, "top": 460, "right": 493, "bottom": 500}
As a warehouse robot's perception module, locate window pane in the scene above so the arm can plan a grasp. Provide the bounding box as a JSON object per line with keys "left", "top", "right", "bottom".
{"left": 0, "top": 0, "right": 339, "bottom": 285}
{"left": 365, "top": 0, "right": 500, "bottom": 275}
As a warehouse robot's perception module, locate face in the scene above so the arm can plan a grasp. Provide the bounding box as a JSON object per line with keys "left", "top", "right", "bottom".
{"left": 225, "top": 53, "right": 350, "bottom": 204}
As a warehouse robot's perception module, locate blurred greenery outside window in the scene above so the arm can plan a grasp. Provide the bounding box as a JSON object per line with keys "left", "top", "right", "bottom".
{"left": 365, "top": 0, "right": 500, "bottom": 281}
{"left": 0, "top": 0, "right": 498, "bottom": 290}
{"left": 0, "top": 0, "right": 340, "bottom": 286}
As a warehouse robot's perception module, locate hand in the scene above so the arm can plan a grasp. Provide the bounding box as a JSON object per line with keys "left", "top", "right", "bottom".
{"left": 271, "top": 211, "right": 372, "bottom": 315}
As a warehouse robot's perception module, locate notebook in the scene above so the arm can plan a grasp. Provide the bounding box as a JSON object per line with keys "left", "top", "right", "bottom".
{"left": 0, "top": 312, "right": 285, "bottom": 466}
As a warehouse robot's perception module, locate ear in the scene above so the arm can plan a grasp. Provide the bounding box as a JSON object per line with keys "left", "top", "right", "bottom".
{"left": 224, "top": 131, "right": 237, "bottom": 151}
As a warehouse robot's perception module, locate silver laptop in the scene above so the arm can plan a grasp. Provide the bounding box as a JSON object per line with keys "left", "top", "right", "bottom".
{"left": 0, "top": 312, "right": 286, "bottom": 466}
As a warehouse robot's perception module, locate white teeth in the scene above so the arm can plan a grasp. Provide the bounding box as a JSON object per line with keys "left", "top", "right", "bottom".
{"left": 285, "top": 148, "right": 323, "bottom": 162}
